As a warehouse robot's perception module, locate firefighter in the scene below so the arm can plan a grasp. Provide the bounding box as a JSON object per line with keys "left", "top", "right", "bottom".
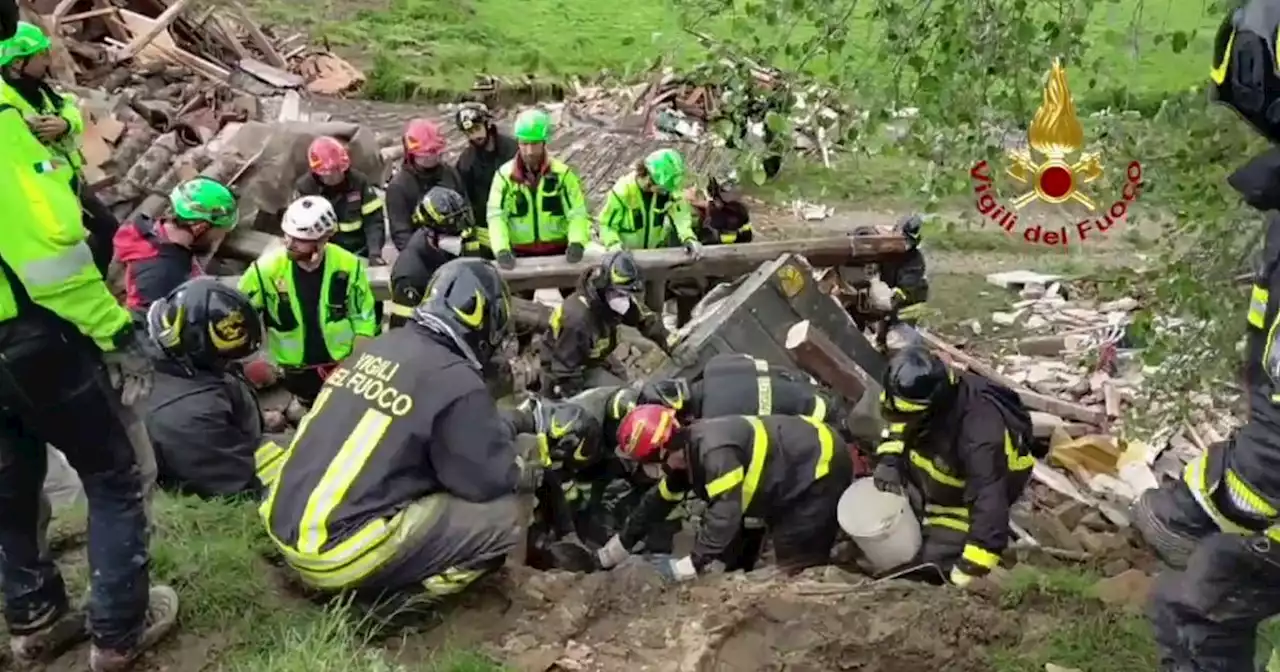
{"left": 0, "top": 1, "right": 176, "bottom": 665}
{"left": 114, "top": 177, "right": 238, "bottom": 315}
{"left": 385, "top": 187, "right": 472, "bottom": 329}
{"left": 142, "top": 278, "right": 269, "bottom": 499}
{"left": 0, "top": 21, "right": 118, "bottom": 276}
{"left": 669, "top": 177, "right": 752, "bottom": 326}
{"left": 638, "top": 353, "right": 840, "bottom": 426}
{"left": 454, "top": 102, "right": 516, "bottom": 257}
{"left": 294, "top": 136, "right": 386, "bottom": 264}
{"left": 541, "top": 250, "right": 674, "bottom": 398}
{"left": 597, "top": 405, "right": 854, "bottom": 580}
{"left": 870, "top": 346, "right": 1036, "bottom": 586}
{"left": 385, "top": 118, "right": 468, "bottom": 252}
{"left": 488, "top": 108, "right": 590, "bottom": 296}
{"left": 238, "top": 196, "right": 377, "bottom": 408}
{"left": 1133, "top": 3, "right": 1280, "bottom": 669}
{"left": 256, "top": 258, "right": 526, "bottom": 602}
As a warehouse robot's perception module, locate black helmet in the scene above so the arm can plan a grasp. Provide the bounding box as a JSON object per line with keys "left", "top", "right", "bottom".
{"left": 455, "top": 102, "right": 492, "bottom": 133}
{"left": 880, "top": 346, "right": 954, "bottom": 414}
{"left": 535, "top": 401, "right": 603, "bottom": 466}
{"left": 414, "top": 258, "right": 511, "bottom": 364}
{"left": 1212, "top": 0, "right": 1280, "bottom": 143}
{"left": 898, "top": 214, "right": 923, "bottom": 248}
{"left": 607, "top": 387, "right": 640, "bottom": 422}
{"left": 639, "top": 377, "right": 691, "bottom": 411}
{"left": 592, "top": 250, "right": 645, "bottom": 295}
{"left": 414, "top": 186, "right": 473, "bottom": 234}
{"left": 147, "top": 277, "right": 263, "bottom": 369}
{"left": 852, "top": 225, "right": 878, "bottom": 237}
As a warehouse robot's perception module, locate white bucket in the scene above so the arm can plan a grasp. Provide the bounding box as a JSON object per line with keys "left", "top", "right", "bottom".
{"left": 837, "top": 478, "right": 922, "bottom": 574}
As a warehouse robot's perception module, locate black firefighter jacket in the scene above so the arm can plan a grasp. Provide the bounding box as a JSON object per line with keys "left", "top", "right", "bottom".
{"left": 385, "top": 163, "right": 469, "bottom": 251}
{"left": 143, "top": 358, "right": 264, "bottom": 499}
{"left": 541, "top": 273, "right": 670, "bottom": 397}
{"left": 386, "top": 228, "right": 457, "bottom": 328}
{"left": 294, "top": 170, "right": 386, "bottom": 258}
{"left": 621, "top": 414, "right": 842, "bottom": 569}
{"left": 456, "top": 133, "right": 518, "bottom": 229}
{"left": 877, "top": 372, "right": 1035, "bottom": 576}
{"left": 682, "top": 353, "right": 835, "bottom": 423}
{"left": 880, "top": 248, "right": 929, "bottom": 311}
{"left": 263, "top": 324, "right": 520, "bottom": 556}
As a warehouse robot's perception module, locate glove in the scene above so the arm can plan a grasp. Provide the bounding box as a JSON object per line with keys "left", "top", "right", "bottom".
{"left": 514, "top": 454, "right": 543, "bottom": 493}
{"left": 103, "top": 330, "right": 155, "bottom": 407}
{"left": 949, "top": 566, "right": 975, "bottom": 588}
{"left": 872, "top": 458, "right": 904, "bottom": 495}
{"left": 683, "top": 239, "right": 704, "bottom": 260}
{"left": 596, "top": 534, "right": 631, "bottom": 569}
{"left": 496, "top": 250, "right": 517, "bottom": 270}
{"left": 565, "top": 242, "right": 584, "bottom": 263}
{"left": 367, "top": 255, "right": 385, "bottom": 267}
{"left": 650, "top": 554, "right": 698, "bottom": 583}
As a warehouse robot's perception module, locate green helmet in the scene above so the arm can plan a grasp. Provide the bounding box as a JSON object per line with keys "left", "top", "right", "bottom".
{"left": 513, "top": 109, "right": 552, "bottom": 143}
{"left": 0, "top": 22, "right": 50, "bottom": 68}
{"left": 169, "top": 177, "right": 238, "bottom": 229}
{"left": 644, "top": 148, "right": 686, "bottom": 192}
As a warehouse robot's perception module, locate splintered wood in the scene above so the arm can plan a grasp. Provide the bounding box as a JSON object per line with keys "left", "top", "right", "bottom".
{"left": 785, "top": 320, "right": 871, "bottom": 403}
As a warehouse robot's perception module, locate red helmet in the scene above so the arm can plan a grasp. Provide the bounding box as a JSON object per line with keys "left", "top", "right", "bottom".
{"left": 403, "top": 119, "right": 446, "bottom": 158}
{"left": 616, "top": 404, "right": 678, "bottom": 463}
{"left": 307, "top": 136, "right": 350, "bottom": 177}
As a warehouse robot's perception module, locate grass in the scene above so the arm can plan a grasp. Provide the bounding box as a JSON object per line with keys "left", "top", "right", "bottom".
{"left": 247, "top": 0, "right": 1219, "bottom": 103}
{"left": 45, "top": 495, "right": 505, "bottom": 672}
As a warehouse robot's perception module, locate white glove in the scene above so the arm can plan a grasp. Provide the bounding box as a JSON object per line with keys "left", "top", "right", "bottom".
{"left": 652, "top": 555, "right": 698, "bottom": 583}
{"left": 596, "top": 534, "right": 630, "bottom": 569}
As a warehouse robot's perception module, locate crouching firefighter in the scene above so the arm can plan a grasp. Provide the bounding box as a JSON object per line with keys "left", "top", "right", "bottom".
{"left": 239, "top": 196, "right": 378, "bottom": 407}
{"left": 871, "top": 346, "right": 1036, "bottom": 586}
{"left": 596, "top": 405, "right": 854, "bottom": 581}
{"left": 638, "top": 352, "right": 841, "bottom": 427}
{"left": 386, "top": 187, "right": 473, "bottom": 328}
{"left": 540, "top": 250, "right": 676, "bottom": 398}
{"left": 257, "top": 258, "right": 525, "bottom": 602}
{"left": 1132, "top": 4, "right": 1280, "bottom": 669}
{"left": 143, "top": 278, "right": 269, "bottom": 499}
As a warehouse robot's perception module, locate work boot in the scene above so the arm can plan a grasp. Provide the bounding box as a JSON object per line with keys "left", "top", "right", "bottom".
{"left": 88, "top": 585, "right": 179, "bottom": 672}
{"left": 9, "top": 605, "right": 89, "bottom": 665}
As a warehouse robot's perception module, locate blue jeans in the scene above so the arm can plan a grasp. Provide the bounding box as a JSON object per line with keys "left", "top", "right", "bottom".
{"left": 0, "top": 333, "right": 150, "bottom": 651}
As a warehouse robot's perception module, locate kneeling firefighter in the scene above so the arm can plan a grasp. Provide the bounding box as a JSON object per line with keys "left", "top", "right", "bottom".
{"left": 143, "top": 278, "right": 269, "bottom": 499}
{"left": 1133, "top": 3, "right": 1280, "bottom": 669}
{"left": 540, "top": 250, "right": 676, "bottom": 398}
{"left": 638, "top": 352, "right": 841, "bottom": 427}
{"left": 871, "top": 346, "right": 1036, "bottom": 586}
{"left": 386, "top": 187, "right": 473, "bottom": 328}
{"left": 258, "top": 258, "right": 527, "bottom": 600}
{"left": 596, "top": 405, "right": 854, "bottom": 581}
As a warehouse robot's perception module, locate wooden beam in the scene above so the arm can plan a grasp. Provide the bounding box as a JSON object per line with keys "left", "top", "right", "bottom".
{"left": 59, "top": 7, "right": 117, "bottom": 24}
{"left": 116, "top": 0, "right": 197, "bottom": 62}
{"left": 784, "top": 319, "right": 872, "bottom": 403}
{"left": 227, "top": 0, "right": 285, "bottom": 67}
{"left": 917, "top": 329, "right": 1107, "bottom": 426}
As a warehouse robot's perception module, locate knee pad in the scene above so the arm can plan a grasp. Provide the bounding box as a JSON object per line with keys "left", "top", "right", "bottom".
{"left": 1133, "top": 482, "right": 1217, "bottom": 570}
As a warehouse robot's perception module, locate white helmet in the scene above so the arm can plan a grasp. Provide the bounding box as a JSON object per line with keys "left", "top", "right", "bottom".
{"left": 282, "top": 196, "right": 337, "bottom": 241}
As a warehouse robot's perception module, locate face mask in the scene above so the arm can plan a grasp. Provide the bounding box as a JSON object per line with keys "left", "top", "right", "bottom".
{"left": 607, "top": 294, "right": 631, "bottom": 315}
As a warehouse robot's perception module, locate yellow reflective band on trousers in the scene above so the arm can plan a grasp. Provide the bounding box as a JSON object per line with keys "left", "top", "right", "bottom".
{"left": 1182, "top": 452, "right": 1279, "bottom": 536}
{"left": 752, "top": 358, "right": 773, "bottom": 415}
{"left": 923, "top": 503, "right": 969, "bottom": 532}
{"left": 423, "top": 566, "right": 484, "bottom": 597}
{"left": 296, "top": 408, "right": 395, "bottom": 553}
{"left": 962, "top": 543, "right": 1001, "bottom": 570}
{"left": 1249, "top": 285, "right": 1268, "bottom": 329}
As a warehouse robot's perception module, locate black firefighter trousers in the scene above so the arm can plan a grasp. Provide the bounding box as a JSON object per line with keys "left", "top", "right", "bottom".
{"left": 1137, "top": 479, "right": 1280, "bottom": 672}
{"left": 0, "top": 333, "right": 150, "bottom": 652}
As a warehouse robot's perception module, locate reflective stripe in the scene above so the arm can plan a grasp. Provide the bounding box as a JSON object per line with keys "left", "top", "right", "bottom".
{"left": 877, "top": 440, "right": 904, "bottom": 456}
{"left": 926, "top": 503, "right": 968, "bottom": 518}
{"left": 1004, "top": 432, "right": 1035, "bottom": 472}
{"left": 1183, "top": 454, "right": 1253, "bottom": 535}
{"left": 1250, "top": 285, "right": 1269, "bottom": 329}
{"left": 296, "top": 408, "right": 394, "bottom": 554}
{"left": 704, "top": 466, "right": 745, "bottom": 498}
{"left": 1226, "top": 470, "right": 1278, "bottom": 518}
{"left": 923, "top": 516, "right": 969, "bottom": 532}
{"left": 20, "top": 239, "right": 93, "bottom": 287}
{"left": 658, "top": 478, "right": 683, "bottom": 502}
{"left": 741, "top": 417, "right": 770, "bottom": 511}
{"left": 908, "top": 450, "right": 965, "bottom": 488}
{"left": 254, "top": 440, "right": 287, "bottom": 488}
{"left": 387, "top": 301, "right": 416, "bottom": 317}
{"left": 423, "top": 566, "right": 485, "bottom": 596}
{"left": 806, "top": 395, "right": 827, "bottom": 421}
{"left": 337, "top": 220, "right": 362, "bottom": 232}
{"left": 361, "top": 197, "right": 384, "bottom": 215}
{"left": 753, "top": 359, "right": 773, "bottom": 415}
{"left": 798, "top": 416, "right": 834, "bottom": 480}
{"left": 961, "top": 543, "right": 1001, "bottom": 570}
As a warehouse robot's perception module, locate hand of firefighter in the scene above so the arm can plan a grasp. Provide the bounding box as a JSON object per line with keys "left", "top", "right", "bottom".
{"left": 29, "top": 115, "right": 68, "bottom": 142}
{"left": 514, "top": 453, "right": 543, "bottom": 493}
{"left": 650, "top": 554, "right": 698, "bottom": 583}
{"left": 496, "top": 250, "right": 517, "bottom": 270}
{"left": 871, "top": 457, "right": 905, "bottom": 495}
{"left": 367, "top": 255, "right": 385, "bottom": 267}
{"left": 565, "top": 243, "right": 584, "bottom": 263}
{"left": 683, "top": 239, "right": 704, "bottom": 260}
{"left": 596, "top": 534, "right": 631, "bottom": 569}
{"left": 104, "top": 330, "right": 155, "bottom": 407}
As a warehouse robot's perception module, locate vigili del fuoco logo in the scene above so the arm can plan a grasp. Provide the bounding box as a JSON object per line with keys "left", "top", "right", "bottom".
{"left": 969, "top": 59, "right": 1144, "bottom": 247}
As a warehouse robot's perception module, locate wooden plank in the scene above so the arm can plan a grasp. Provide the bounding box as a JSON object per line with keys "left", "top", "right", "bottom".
{"left": 59, "top": 7, "right": 117, "bottom": 23}
{"left": 116, "top": 0, "right": 197, "bottom": 62}
{"left": 917, "top": 329, "right": 1107, "bottom": 426}
{"left": 228, "top": 0, "right": 285, "bottom": 67}
{"left": 785, "top": 319, "right": 872, "bottom": 403}
{"left": 238, "top": 57, "right": 304, "bottom": 88}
